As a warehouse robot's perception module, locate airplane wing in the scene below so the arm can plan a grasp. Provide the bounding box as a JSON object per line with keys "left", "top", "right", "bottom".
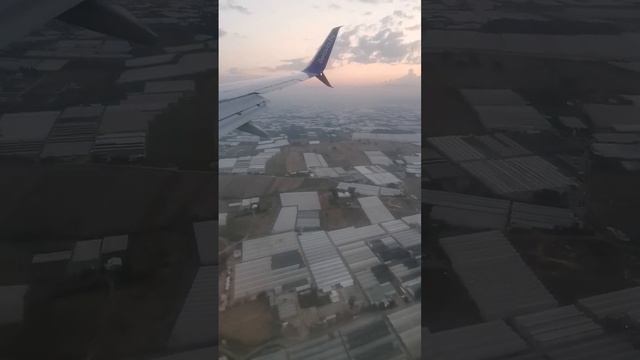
{"left": 0, "top": 0, "right": 157, "bottom": 49}
{"left": 219, "top": 26, "right": 341, "bottom": 139}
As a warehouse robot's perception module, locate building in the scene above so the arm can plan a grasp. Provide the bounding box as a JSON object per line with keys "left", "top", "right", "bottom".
{"left": 439, "top": 231, "right": 557, "bottom": 320}
{"left": 41, "top": 105, "right": 103, "bottom": 159}
{"left": 424, "top": 189, "right": 577, "bottom": 230}
{"left": 280, "top": 192, "right": 321, "bottom": 211}
{"left": 68, "top": 238, "right": 103, "bottom": 275}
{"left": 338, "top": 240, "right": 381, "bottom": 273}
{"left": 328, "top": 224, "right": 387, "bottom": 247}
{"left": 311, "top": 167, "right": 345, "bottom": 178}
{"left": 387, "top": 304, "right": 421, "bottom": 359}
{"left": 298, "top": 231, "right": 353, "bottom": 292}
{"left": 473, "top": 105, "right": 552, "bottom": 132}
{"left": 358, "top": 196, "right": 395, "bottom": 224}
{"left": 303, "top": 152, "right": 329, "bottom": 169}
{"left": 353, "top": 132, "right": 420, "bottom": 143}
{"left": 193, "top": 221, "right": 217, "bottom": 265}
{"left": 0, "top": 111, "right": 59, "bottom": 157}
{"left": 101, "top": 235, "right": 129, "bottom": 259}
{"left": 169, "top": 266, "right": 217, "bottom": 349}
{"left": 31, "top": 250, "right": 72, "bottom": 282}
{"left": 233, "top": 232, "right": 310, "bottom": 300}
{"left": 295, "top": 210, "right": 321, "bottom": 231}
{"left": 272, "top": 206, "right": 298, "bottom": 234}
{"left": 577, "top": 286, "right": 640, "bottom": 324}
{"left": 354, "top": 165, "right": 402, "bottom": 186}
{"left": 426, "top": 321, "right": 532, "bottom": 359}
{"left": 339, "top": 317, "right": 406, "bottom": 360}
{"left": 233, "top": 252, "right": 309, "bottom": 300}
{"left": 336, "top": 182, "right": 403, "bottom": 197}
{"left": 380, "top": 219, "right": 410, "bottom": 234}
{"left": 0, "top": 285, "right": 28, "bottom": 326}
{"left": 364, "top": 150, "right": 393, "bottom": 166}
{"left": 513, "top": 305, "right": 640, "bottom": 358}
{"left": 460, "top": 156, "right": 576, "bottom": 195}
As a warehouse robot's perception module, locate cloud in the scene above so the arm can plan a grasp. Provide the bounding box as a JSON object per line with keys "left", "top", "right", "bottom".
{"left": 221, "top": 0, "right": 251, "bottom": 14}
{"left": 334, "top": 25, "right": 363, "bottom": 53}
{"left": 364, "top": 11, "right": 372, "bottom": 15}
{"left": 393, "top": 10, "right": 413, "bottom": 19}
{"left": 380, "top": 15, "right": 395, "bottom": 28}
{"left": 405, "top": 24, "right": 420, "bottom": 31}
{"left": 262, "top": 57, "right": 308, "bottom": 72}
{"left": 337, "top": 26, "right": 420, "bottom": 65}
{"left": 220, "top": 67, "right": 262, "bottom": 82}
{"left": 383, "top": 68, "right": 420, "bottom": 87}
{"left": 329, "top": 3, "right": 341, "bottom": 9}
{"left": 219, "top": 28, "right": 227, "bottom": 37}
{"left": 380, "top": 11, "right": 411, "bottom": 29}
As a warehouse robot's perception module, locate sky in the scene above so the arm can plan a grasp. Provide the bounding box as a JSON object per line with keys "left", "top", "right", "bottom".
{"left": 219, "top": 0, "right": 421, "bottom": 86}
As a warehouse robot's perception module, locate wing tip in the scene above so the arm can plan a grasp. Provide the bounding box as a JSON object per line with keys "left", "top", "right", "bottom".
{"left": 316, "top": 73, "right": 333, "bottom": 88}
{"left": 302, "top": 26, "right": 342, "bottom": 76}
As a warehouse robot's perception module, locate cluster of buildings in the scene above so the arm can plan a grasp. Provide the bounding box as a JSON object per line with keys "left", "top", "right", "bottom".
{"left": 0, "top": 1, "right": 221, "bottom": 359}
{"left": 0, "top": 78, "right": 198, "bottom": 161}
{"left": 219, "top": 136, "right": 290, "bottom": 174}
{"left": 0, "top": 0, "right": 215, "bottom": 163}
{"left": 424, "top": 89, "right": 585, "bottom": 205}
{"left": 249, "top": 105, "right": 419, "bottom": 139}
{"left": 421, "top": 223, "right": 640, "bottom": 359}
{"left": 217, "top": 84, "right": 421, "bottom": 358}
{"left": 421, "top": 2, "right": 640, "bottom": 359}
{"left": 226, "top": 215, "right": 421, "bottom": 354}
{"left": 227, "top": 191, "right": 421, "bottom": 300}
{"left": 0, "top": 233, "right": 130, "bottom": 330}
{"left": 219, "top": 183, "right": 421, "bottom": 358}
{"left": 163, "top": 219, "right": 218, "bottom": 351}
{"left": 272, "top": 192, "right": 322, "bottom": 233}
{"left": 423, "top": 287, "right": 640, "bottom": 359}
{"left": 219, "top": 149, "right": 282, "bottom": 175}
{"left": 423, "top": 189, "right": 579, "bottom": 230}
{"left": 251, "top": 303, "right": 420, "bottom": 360}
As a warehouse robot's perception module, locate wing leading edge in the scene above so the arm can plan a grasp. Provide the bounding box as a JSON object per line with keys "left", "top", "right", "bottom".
{"left": 219, "top": 26, "right": 341, "bottom": 139}
{"left": 0, "top": 0, "right": 157, "bottom": 50}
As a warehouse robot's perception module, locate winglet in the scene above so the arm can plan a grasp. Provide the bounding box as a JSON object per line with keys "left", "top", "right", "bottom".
{"left": 303, "top": 26, "right": 341, "bottom": 87}
{"left": 315, "top": 73, "right": 332, "bottom": 88}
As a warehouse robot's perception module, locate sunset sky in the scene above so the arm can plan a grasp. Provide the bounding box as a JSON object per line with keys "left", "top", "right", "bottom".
{"left": 219, "top": 0, "right": 421, "bottom": 86}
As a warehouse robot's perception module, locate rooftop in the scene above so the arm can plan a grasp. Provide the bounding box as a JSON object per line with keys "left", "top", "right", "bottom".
{"left": 280, "top": 192, "right": 321, "bottom": 211}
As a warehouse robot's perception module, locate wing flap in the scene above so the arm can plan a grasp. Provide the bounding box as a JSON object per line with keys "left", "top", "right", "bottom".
{"left": 238, "top": 122, "right": 269, "bottom": 139}
{"left": 219, "top": 94, "right": 268, "bottom": 137}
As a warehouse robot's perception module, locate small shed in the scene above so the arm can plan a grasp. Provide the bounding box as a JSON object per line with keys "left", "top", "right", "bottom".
{"left": 101, "top": 235, "right": 129, "bottom": 257}
{"left": 68, "top": 239, "right": 102, "bottom": 275}
{"left": 31, "top": 250, "right": 72, "bottom": 282}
